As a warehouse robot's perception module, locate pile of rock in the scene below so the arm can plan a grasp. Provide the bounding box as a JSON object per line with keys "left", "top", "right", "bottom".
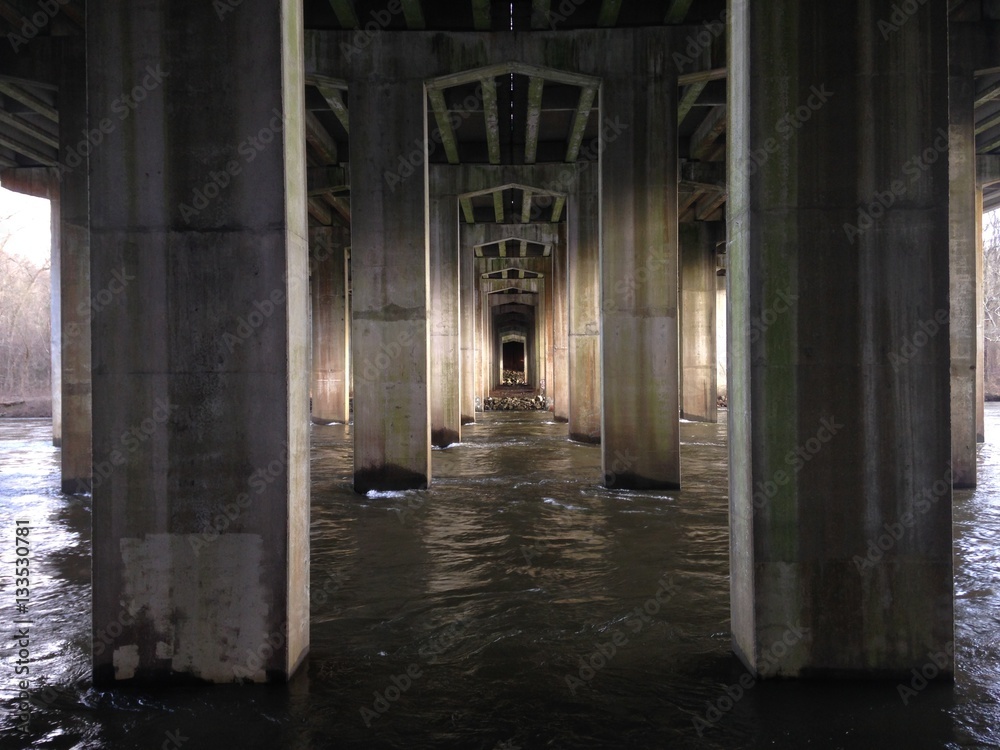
{"left": 485, "top": 395, "right": 547, "bottom": 411}
{"left": 502, "top": 370, "right": 527, "bottom": 386}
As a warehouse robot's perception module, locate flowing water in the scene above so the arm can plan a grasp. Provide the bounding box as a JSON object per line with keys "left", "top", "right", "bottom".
{"left": 1, "top": 407, "right": 999, "bottom": 749}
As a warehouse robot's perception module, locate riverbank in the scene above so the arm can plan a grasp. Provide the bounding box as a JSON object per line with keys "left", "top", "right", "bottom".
{"left": 0, "top": 396, "right": 51, "bottom": 418}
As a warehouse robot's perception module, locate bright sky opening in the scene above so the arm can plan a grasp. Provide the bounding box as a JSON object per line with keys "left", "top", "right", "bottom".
{"left": 0, "top": 186, "right": 51, "bottom": 268}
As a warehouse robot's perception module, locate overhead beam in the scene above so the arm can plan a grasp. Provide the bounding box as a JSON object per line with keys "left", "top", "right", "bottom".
{"left": 472, "top": 0, "right": 491, "bottom": 30}
{"left": 460, "top": 182, "right": 564, "bottom": 201}
{"left": 493, "top": 188, "right": 505, "bottom": 223}
{"left": 481, "top": 77, "right": 501, "bottom": 165}
{"left": 0, "top": 110, "right": 58, "bottom": 149}
{"left": 401, "top": 0, "right": 425, "bottom": 28}
{"left": 551, "top": 195, "right": 566, "bottom": 222}
{"left": 690, "top": 104, "right": 727, "bottom": 161}
{"left": 597, "top": 0, "right": 622, "bottom": 27}
{"left": 460, "top": 196, "right": 475, "bottom": 224}
{"left": 327, "top": 0, "right": 360, "bottom": 28}
{"left": 566, "top": 86, "right": 597, "bottom": 162}
{"left": 521, "top": 189, "right": 534, "bottom": 223}
{"left": 499, "top": 240, "right": 508, "bottom": 258}
{"left": 0, "top": 132, "right": 55, "bottom": 166}
{"left": 305, "top": 111, "right": 338, "bottom": 165}
{"left": 0, "top": 82, "right": 58, "bottom": 123}
{"left": 307, "top": 165, "right": 349, "bottom": 196}
{"left": 427, "top": 87, "right": 461, "bottom": 164}
{"left": 314, "top": 83, "right": 349, "bottom": 134}
{"left": 979, "top": 135, "right": 1000, "bottom": 154}
{"left": 0, "top": 2, "right": 22, "bottom": 27}
{"left": 323, "top": 194, "right": 351, "bottom": 225}
{"left": 678, "top": 68, "right": 727, "bottom": 87}
{"left": 975, "top": 111, "right": 1000, "bottom": 136}
{"left": 524, "top": 77, "right": 544, "bottom": 164}
{"left": 665, "top": 0, "right": 695, "bottom": 23}
{"left": 308, "top": 197, "right": 333, "bottom": 225}
{"left": 678, "top": 83, "right": 706, "bottom": 126}
{"left": 0, "top": 154, "right": 17, "bottom": 167}
{"left": 520, "top": 240, "right": 528, "bottom": 257}
{"left": 975, "top": 81, "right": 1000, "bottom": 109}
{"left": 531, "top": 0, "right": 552, "bottom": 28}
{"left": 428, "top": 63, "right": 600, "bottom": 93}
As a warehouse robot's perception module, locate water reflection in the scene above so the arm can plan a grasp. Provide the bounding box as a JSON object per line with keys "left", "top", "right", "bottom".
{"left": 0, "top": 410, "right": 997, "bottom": 748}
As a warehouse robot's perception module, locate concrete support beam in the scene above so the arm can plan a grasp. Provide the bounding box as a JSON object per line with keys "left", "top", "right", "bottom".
{"left": 350, "top": 56, "right": 430, "bottom": 491}
{"left": 311, "top": 226, "right": 350, "bottom": 424}
{"left": 680, "top": 222, "right": 718, "bottom": 422}
{"left": 601, "top": 34, "right": 680, "bottom": 488}
{"left": 665, "top": 0, "right": 694, "bottom": 23}
{"left": 566, "top": 87, "right": 597, "bottom": 163}
{"left": 525, "top": 77, "right": 544, "bottom": 165}
{"left": 729, "top": 0, "right": 952, "bottom": 678}
{"left": 568, "top": 164, "right": 600, "bottom": 444}
{"left": 430, "top": 168, "right": 462, "bottom": 447}
{"left": 951, "top": 26, "right": 980, "bottom": 488}
{"left": 58, "top": 39, "right": 91, "bottom": 494}
{"left": 88, "top": 0, "right": 309, "bottom": 684}
{"left": 428, "top": 87, "right": 461, "bottom": 165}
{"left": 481, "top": 77, "right": 501, "bottom": 165}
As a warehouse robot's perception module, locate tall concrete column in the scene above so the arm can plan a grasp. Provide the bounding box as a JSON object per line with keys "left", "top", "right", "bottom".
{"left": 50, "top": 189, "right": 61, "bottom": 446}
{"left": 680, "top": 221, "right": 718, "bottom": 422}
{"left": 977, "top": 184, "right": 985, "bottom": 443}
{"left": 310, "top": 226, "right": 350, "bottom": 424}
{"left": 460, "top": 230, "right": 477, "bottom": 425}
{"left": 429, "top": 169, "right": 461, "bottom": 447}
{"left": 729, "top": 0, "right": 953, "bottom": 677}
{"left": 349, "top": 73, "right": 429, "bottom": 491}
{"left": 88, "top": 0, "right": 309, "bottom": 683}
{"left": 950, "top": 25, "right": 979, "bottom": 487}
{"left": 601, "top": 34, "right": 680, "bottom": 488}
{"left": 552, "top": 231, "right": 569, "bottom": 423}
{"left": 59, "top": 38, "right": 92, "bottom": 493}
{"left": 568, "top": 167, "right": 601, "bottom": 443}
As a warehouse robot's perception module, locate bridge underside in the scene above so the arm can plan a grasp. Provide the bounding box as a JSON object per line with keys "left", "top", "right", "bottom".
{"left": 0, "top": 0, "right": 996, "bottom": 684}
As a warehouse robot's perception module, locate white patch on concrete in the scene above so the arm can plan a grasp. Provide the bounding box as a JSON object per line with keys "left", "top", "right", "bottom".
{"left": 120, "top": 533, "right": 271, "bottom": 682}
{"left": 113, "top": 645, "right": 140, "bottom": 680}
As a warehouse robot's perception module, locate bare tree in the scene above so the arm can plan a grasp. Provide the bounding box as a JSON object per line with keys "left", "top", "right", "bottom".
{"left": 0, "top": 217, "right": 51, "bottom": 397}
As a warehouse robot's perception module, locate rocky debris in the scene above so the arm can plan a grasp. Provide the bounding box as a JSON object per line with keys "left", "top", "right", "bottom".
{"left": 485, "top": 395, "right": 547, "bottom": 411}
{"left": 502, "top": 370, "right": 527, "bottom": 386}
{"left": 717, "top": 395, "right": 728, "bottom": 408}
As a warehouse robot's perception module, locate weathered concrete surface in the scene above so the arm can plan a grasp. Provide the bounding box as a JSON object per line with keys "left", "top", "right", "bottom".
{"left": 568, "top": 163, "right": 601, "bottom": 444}
{"left": 88, "top": 0, "right": 309, "bottom": 684}
{"left": 680, "top": 221, "right": 718, "bottom": 422}
{"left": 729, "top": 0, "right": 953, "bottom": 678}
{"left": 600, "top": 32, "right": 680, "bottom": 488}
{"left": 58, "top": 38, "right": 92, "bottom": 494}
{"left": 310, "top": 226, "right": 350, "bottom": 424}
{"left": 429, "top": 168, "right": 462, "bottom": 447}
{"left": 950, "top": 24, "right": 979, "bottom": 488}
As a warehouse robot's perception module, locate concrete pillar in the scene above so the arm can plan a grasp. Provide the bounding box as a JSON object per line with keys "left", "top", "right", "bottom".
{"left": 950, "top": 25, "right": 979, "bottom": 487}
{"left": 601, "top": 35, "right": 680, "bottom": 488}
{"left": 729, "top": 0, "right": 953, "bottom": 677}
{"left": 350, "top": 72, "right": 429, "bottom": 491}
{"left": 310, "top": 226, "right": 350, "bottom": 424}
{"left": 430, "top": 170, "right": 461, "bottom": 447}
{"left": 568, "top": 167, "right": 601, "bottom": 443}
{"left": 717, "top": 273, "right": 728, "bottom": 405}
{"left": 59, "top": 39, "right": 92, "bottom": 493}
{"left": 553, "top": 231, "right": 569, "bottom": 423}
{"left": 50, "top": 189, "right": 61, "bottom": 446}
{"left": 88, "top": 0, "right": 309, "bottom": 684}
{"left": 977, "top": 185, "right": 985, "bottom": 443}
{"left": 680, "top": 222, "right": 718, "bottom": 422}
{"left": 460, "top": 230, "right": 477, "bottom": 425}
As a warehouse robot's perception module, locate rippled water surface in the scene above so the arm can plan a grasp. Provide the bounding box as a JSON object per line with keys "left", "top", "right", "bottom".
{"left": 1, "top": 408, "right": 999, "bottom": 749}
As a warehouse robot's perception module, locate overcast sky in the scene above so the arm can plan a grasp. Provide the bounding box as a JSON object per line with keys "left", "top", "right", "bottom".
{"left": 0, "top": 186, "right": 51, "bottom": 268}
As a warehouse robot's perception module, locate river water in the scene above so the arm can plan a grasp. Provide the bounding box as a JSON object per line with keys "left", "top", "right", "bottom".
{"left": 0, "top": 408, "right": 998, "bottom": 749}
